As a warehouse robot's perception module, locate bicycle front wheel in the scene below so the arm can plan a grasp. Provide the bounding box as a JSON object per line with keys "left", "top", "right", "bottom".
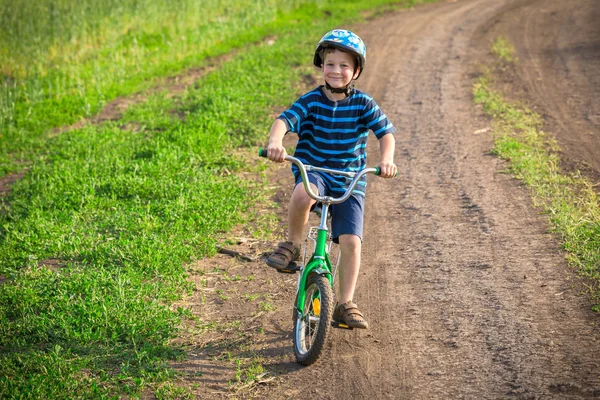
{"left": 292, "top": 274, "right": 334, "bottom": 365}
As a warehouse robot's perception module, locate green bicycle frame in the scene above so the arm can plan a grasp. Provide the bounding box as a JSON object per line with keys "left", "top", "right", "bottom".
{"left": 295, "top": 205, "right": 335, "bottom": 315}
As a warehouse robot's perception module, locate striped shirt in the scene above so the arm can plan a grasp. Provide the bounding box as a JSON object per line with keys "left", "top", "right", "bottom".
{"left": 279, "top": 86, "right": 396, "bottom": 197}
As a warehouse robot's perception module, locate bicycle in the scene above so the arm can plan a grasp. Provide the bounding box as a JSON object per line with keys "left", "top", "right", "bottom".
{"left": 259, "top": 148, "right": 384, "bottom": 365}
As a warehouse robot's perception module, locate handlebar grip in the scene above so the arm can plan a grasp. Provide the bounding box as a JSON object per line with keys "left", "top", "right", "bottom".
{"left": 258, "top": 148, "right": 268, "bottom": 158}
{"left": 374, "top": 167, "right": 399, "bottom": 177}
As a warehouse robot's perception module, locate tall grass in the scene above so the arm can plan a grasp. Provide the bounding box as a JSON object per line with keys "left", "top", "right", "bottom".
{"left": 1, "top": 0, "right": 318, "bottom": 175}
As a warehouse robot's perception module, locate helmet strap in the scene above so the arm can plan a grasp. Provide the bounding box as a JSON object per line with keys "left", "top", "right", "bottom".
{"left": 325, "top": 81, "right": 353, "bottom": 97}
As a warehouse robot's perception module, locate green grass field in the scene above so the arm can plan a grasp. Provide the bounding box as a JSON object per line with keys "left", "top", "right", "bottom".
{"left": 1, "top": 0, "right": 435, "bottom": 397}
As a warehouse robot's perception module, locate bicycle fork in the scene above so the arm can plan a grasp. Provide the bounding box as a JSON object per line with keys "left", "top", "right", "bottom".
{"left": 294, "top": 203, "right": 340, "bottom": 316}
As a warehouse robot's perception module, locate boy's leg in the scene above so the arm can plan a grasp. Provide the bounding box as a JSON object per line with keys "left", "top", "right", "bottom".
{"left": 266, "top": 180, "right": 318, "bottom": 270}
{"left": 337, "top": 234, "right": 362, "bottom": 304}
{"left": 330, "top": 196, "right": 368, "bottom": 329}
{"left": 287, "top": 182, "right": 318, "bottom": 246}
{"left": 334, "top": 234, "right": 368, "bottom": 329}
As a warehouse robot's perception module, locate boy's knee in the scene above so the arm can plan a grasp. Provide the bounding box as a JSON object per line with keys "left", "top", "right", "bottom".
{"left": 339, "top": 234, "right": 361, "bottom": 252}
{"left": 290, "top": 184, "right": 317, "bottom": 209}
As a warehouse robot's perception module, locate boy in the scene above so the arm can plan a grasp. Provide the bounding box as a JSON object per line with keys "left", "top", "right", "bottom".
{"left": 264, "top": 29, "right": 397, "bottom": 329}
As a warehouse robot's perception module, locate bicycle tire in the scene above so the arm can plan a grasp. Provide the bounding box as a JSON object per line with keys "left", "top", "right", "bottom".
{"left": 292, "top": 274, "right": 334, "bottom": 365}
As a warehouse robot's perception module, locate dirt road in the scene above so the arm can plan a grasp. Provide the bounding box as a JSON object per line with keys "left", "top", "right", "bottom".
{"left": 181, "top": 0, "right": 600, "bottom": 398}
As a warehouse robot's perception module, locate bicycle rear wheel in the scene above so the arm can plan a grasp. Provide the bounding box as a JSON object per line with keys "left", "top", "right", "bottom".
{"left": 292, "top": 274, "right": 334, "bottom": 365}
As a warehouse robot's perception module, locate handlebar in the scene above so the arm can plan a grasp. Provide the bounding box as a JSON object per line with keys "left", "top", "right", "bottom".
{"left": 259, "top": 148, "right": 383, "bottom": 205}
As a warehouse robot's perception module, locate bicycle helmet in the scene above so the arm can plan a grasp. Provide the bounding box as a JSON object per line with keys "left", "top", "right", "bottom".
{"left": 313, "top": 29, "right": 366, "bottom": 79}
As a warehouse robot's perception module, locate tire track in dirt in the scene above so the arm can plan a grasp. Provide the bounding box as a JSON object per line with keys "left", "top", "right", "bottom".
{"left": 483, "top": 0, "right": 600, "bottom": 182}
{"left": 264, "top": 0, "right": 600, "bottom": 399}
{"left": 520, "top": 0, "right": 600, "bottom": 176}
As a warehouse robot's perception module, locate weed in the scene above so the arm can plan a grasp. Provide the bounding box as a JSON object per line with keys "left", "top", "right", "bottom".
{"left": 244, "top": 293, "right": 260, "bottom": 301}
{"left": 223, "top": 272, "right": 242, "bottom": 282}
{"left": 230, "top": 357, "right": 267, "bottom": 387}
{"left": 491, "top": 37, "right": 517, "bottom": 63}
{"left": 154, "top": 382, "right": 194, "bottom": 400}
{"left": 216, "top": 289, "right": 229, "bottom": 301}
{"left": 259, "top": 301, "right": 276, "bottom": 312}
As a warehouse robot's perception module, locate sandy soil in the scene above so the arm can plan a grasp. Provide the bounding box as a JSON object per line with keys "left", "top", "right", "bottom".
{"left": 172, "top": 0, "right": 600, "bottom": 398}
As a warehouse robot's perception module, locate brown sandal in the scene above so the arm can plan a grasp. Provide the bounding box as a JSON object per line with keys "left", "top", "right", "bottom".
{"left": 266, "top": 241, "right": 300, "bottom": 270}
{"left": 333, "top": 301, "right": 369, "bottom": 329}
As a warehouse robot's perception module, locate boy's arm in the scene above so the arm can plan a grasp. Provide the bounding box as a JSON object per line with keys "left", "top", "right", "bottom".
{"left": 266, "top": 118, "right": 289, "bottom": 163}
{"left": 377, "top": 133, "right": 397, "bottom": 178}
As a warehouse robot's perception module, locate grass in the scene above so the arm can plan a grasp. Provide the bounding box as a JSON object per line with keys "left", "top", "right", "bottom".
{"left": 0, "top": 0, "right": 438, "bottom": 398}
{"left": 474, "top": 38, "right": 600, "bottom": 309}
{"left": 0, "top": 35, "right": 289, "bottom": 398}
{"left": 491, "top": 36, "right": 517, "bottom": 63}
{"left": 231, "top": 357, "right": 267, "bottom": 388}
{"left": 1, "top": 0, "right": 318, "bottom": 175}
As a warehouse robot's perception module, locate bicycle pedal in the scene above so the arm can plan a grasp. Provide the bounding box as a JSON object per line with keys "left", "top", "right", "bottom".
{"left": 276, "top": 262, "right": 301, "bottom": 274}
{"left": 331, "top": 321, "right": 354, "bottom": 330}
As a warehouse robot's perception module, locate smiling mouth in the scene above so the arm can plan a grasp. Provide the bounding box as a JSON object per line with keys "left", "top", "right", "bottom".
{"left": 327, "top": 77, "right": 345, "bottom": 85}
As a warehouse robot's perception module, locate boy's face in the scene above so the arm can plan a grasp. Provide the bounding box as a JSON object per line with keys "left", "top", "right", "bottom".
{"left": 322, "top": 49, "right": 360, "bottom": 89}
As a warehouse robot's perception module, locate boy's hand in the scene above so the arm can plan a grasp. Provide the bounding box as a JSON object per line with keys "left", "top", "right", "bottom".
{"left": 377, "top": 161, "right": 397, "bottom": 178}
{"left": 266, "top": 143, "right": 287, "bottom": 163}
{"left": 266, "top": 119, "right": 288, "bottom": 162}
{"left": 377, "top": 134, "right": 396, "bottom": 178}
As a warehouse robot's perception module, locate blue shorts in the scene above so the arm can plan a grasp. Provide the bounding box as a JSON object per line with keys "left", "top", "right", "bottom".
{"left": 295, "top": 172, "right": 364, "bottom": 243}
